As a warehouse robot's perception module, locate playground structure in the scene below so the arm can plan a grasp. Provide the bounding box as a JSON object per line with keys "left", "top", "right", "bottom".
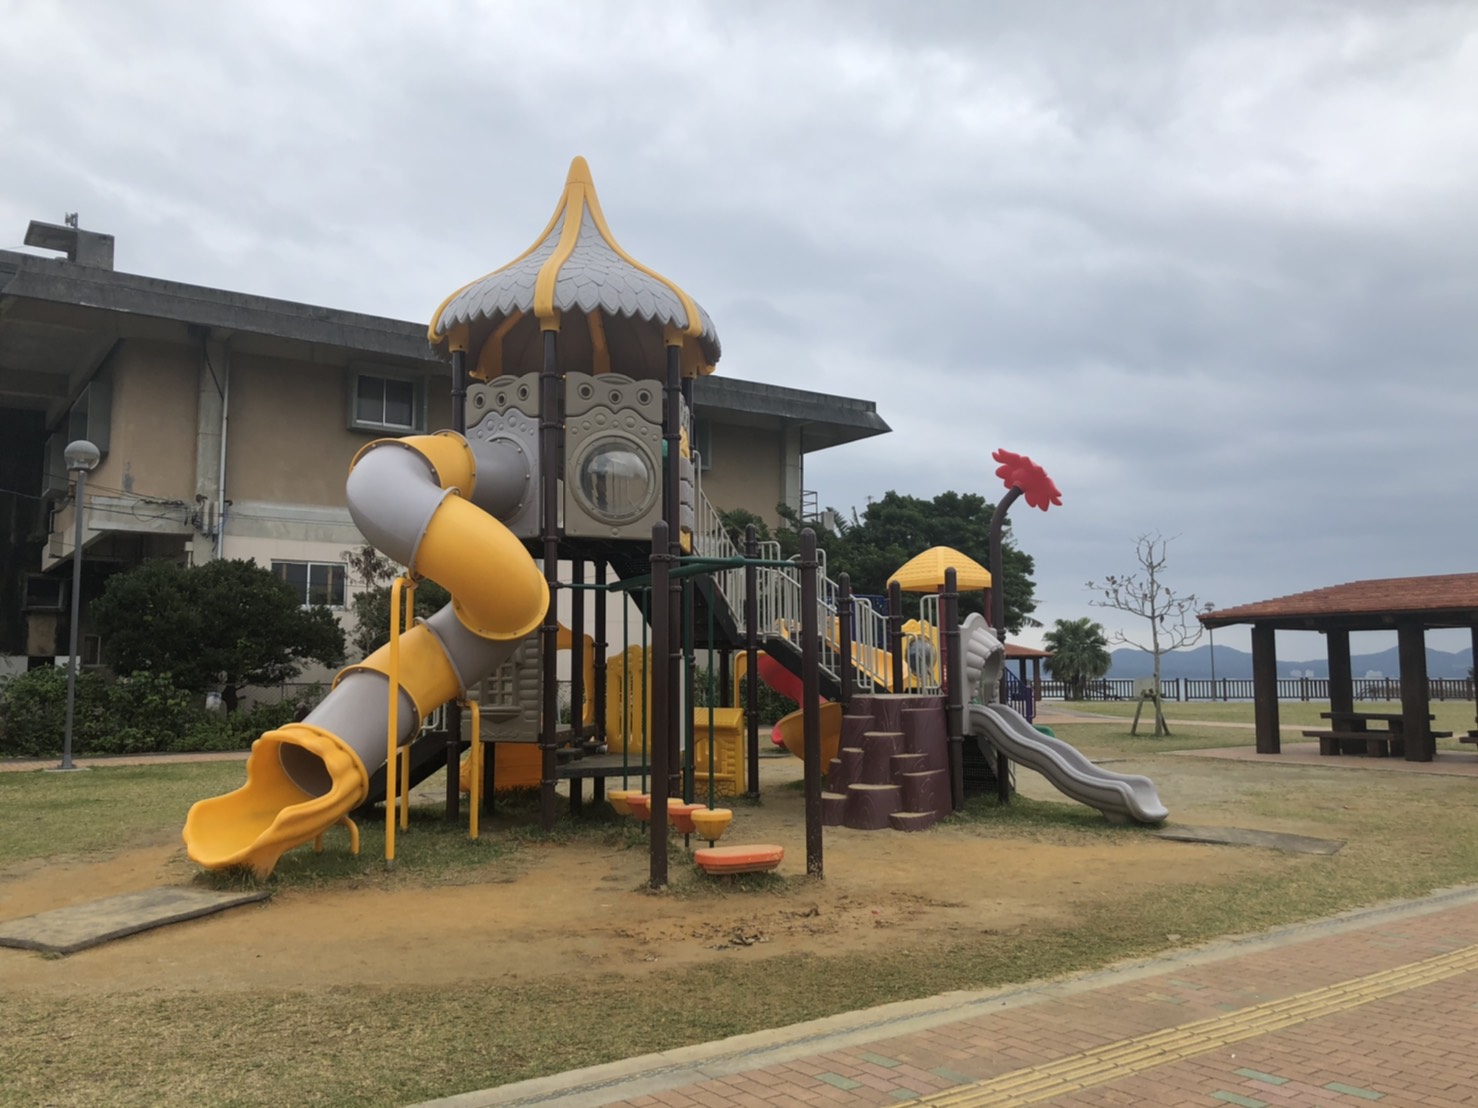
{"left": 182, "top": 156, "right": 1166, "bottom": 886}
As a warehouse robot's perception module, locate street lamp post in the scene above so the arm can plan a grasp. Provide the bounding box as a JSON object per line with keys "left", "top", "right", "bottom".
{"left": 59, "top": 439, "right": 100, "bottom": 772}
{"left": 1203, "top": 602, "right": 1217, "bottom": 701}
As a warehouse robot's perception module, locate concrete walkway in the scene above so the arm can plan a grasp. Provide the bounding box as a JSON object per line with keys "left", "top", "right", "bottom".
{"left": 420, "top": 885, "right": 1478, "bottom": 1107}
{"left": 0, "top": 750, "right": 248, "bottom": 773}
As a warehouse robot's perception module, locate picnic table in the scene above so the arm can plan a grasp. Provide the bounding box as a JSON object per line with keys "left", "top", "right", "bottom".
{"left": 1302, "top": 710, "right": 1452, "bottom": 758}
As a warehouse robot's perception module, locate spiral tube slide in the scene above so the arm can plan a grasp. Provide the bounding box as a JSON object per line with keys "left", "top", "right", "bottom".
{"left": 183, "top": 432, "right": 547, "bottom": 877}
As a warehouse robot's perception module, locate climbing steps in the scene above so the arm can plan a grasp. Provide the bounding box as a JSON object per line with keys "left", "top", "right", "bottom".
{"left": 822, "top": 693, "right": 951, "bottom": 832}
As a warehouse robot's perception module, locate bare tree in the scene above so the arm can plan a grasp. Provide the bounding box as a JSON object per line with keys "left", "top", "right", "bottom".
{"left": 1087, "top": 533, "right": 1203, "bottom": 736}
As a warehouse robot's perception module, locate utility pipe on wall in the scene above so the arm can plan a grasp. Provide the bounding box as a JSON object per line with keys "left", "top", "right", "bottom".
{"left": 210, "top": 340, "right": 231, "bottom": 559}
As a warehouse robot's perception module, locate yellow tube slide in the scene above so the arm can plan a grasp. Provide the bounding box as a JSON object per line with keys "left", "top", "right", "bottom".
{"left": 182, "top": 433, "right": 546, "bottom": 877}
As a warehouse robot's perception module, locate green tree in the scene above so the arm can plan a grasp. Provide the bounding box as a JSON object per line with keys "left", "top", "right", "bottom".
{"left": 1043, "top": 617, "right": 1112, "bottom": 700}
{"left": 717, "top": 505, "right": 803, "bottom": 561}
{"left": 348, "top": 581, "right": 453, "bottom": 659}
{"left": 341, "top": 543, "right": 452, "bottom": 660}
{"left": 1088, "top": 533, "right": 1202, "bottom": 736}
{"left": 92, "top": 558, "right": 344, "bottom": 711}
{"left": 824, "top": 491, "right": 1038, "bottom": 633}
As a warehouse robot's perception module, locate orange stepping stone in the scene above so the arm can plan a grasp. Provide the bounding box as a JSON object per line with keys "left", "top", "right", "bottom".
{"left": 666, "top": 801, "right": 704, "bottom": 834}
{"left": 694, "top": 844, "right": 784, "bottom": 876}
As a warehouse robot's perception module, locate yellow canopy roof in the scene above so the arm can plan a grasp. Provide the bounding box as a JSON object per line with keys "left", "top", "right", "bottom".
{"left": 887, "top": 546, "right": 991, "bottom": 593}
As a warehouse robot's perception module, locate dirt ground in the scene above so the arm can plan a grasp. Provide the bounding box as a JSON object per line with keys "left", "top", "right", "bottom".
{"left": 0, "top": 747, "right": 1293, "bottom": 1002}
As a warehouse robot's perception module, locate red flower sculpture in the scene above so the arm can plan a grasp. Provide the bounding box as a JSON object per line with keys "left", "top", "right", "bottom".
{"left": 992, "top": 448, "right": 1062, "bottom": 512}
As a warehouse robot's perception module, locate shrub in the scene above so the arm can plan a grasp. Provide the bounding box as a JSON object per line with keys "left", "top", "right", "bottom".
{"left": 0, "top": 670, "right": 327, "bottom": 758}
{"left": 92, "top": 670, "right": 201, "bottom": 755}
{"left": 0, "top": 666, "right": 114, "bottom": 758}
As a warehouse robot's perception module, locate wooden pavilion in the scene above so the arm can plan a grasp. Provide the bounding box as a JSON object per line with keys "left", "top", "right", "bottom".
{"left": 1004, "top": 642, "right": 1051, "bottom": 703}
{"left": 1199, "top": 574, "right": 1478, "bottom": 762}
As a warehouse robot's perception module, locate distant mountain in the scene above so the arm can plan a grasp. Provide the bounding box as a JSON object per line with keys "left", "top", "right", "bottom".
{"left": 1107, "top": 644, "right": 1474, "bottom": 681}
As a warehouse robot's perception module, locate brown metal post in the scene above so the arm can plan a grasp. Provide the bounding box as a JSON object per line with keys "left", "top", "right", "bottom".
{"left": 800, "top": 528, "right": 823, "bottom": 878}
{"left": 570, "top": 558, "right": 585, "bottom": 745}
{"left": 664, "top": 346, "right": 683, "bottom": 793}
{"left": 649, "top": 521, "right": 672, "bottom": 888}
{"left": 1398, "top": 620, "right": 1432, "bottom": 762}
{"left": 744, "top": 524, "right": 760, "bottom": 800}
{"left": 989, "top": 485, "right": 1023, "bottom": 642}
{"left": 943, "top": 567, "right": 964, "bottom": 811}
{"left": 888, "top": 580, "right": 904, "bottom": 693}
{"left": 539, "top": 328, "right": 561, "bottom": 830}
{"left": 1251, "top": 622, "right": 1281, "bottom": 754}
{"left": 838, "top": 572, "right": 854, "bottom": 707}
{"left": 1471, "top": 625, "right": 1478, "bottom": 732}
{"left": 593, "top": 561, "right": 607, "bottom": 747}
{"left": 481, "top": 739, "right": 496, "bottom": 817}
{"left": 1327, "top": 628, "right": 1354, "bottom": 719}
{"left": 446, "top": 347, "right": 467, "bottom": 822}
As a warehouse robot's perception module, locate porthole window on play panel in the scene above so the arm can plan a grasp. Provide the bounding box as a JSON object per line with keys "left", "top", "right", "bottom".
{"left": 350, "top": 371, "right": 423, "bottom": 433}
{"left": 574, "top": 438, "right": 657, "bottom": 523}
{"left": 272, "top": 561, "right": 347, "bottom": 608}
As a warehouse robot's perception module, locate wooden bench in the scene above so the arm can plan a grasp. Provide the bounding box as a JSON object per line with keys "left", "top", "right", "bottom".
{"left": 1303, "top": 728, "right": 1455, "bottom": 758}
{"left": 1462, "top": 732, "right": 1478, "bottom": 746}
{"left": 1302, "top": 729, "right": 1404, "bottom": 758}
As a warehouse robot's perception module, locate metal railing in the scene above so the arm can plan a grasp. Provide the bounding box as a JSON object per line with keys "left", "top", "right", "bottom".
{"left": 690, "top": 488, "right": 890, "bottom": 692}
{"left": 690, "top": 483, "right": 749, "bottom": 635}
{"left": 1039, "top": 676, "right": 1476, "bottom": 702}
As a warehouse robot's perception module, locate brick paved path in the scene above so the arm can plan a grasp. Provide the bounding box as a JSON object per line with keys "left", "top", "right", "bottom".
{"left": 422, "top": 886, "right": 1478, "bottom": 1108}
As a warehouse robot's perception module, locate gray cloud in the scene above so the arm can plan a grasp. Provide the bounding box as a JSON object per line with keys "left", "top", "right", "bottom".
{"left": 4, "top": 0, "right": 1475, "bottom": 655}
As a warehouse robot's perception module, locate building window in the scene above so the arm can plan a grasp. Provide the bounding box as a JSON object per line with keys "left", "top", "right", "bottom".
{"left": 350, "top": 371, "right": 424, "bottom": 433}
{"left": 273, "top": 561, "right": 347, "bottom": 608}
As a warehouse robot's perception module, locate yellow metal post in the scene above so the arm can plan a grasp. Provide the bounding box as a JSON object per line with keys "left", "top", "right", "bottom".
{"left": 399, "top": 745, "right": 411, "bottom": 830}
{"left": 385, "top": 576, "right": 416, "bottom": 865}
{"left": 466, "top": 699, "right": 482, "bottom": 839}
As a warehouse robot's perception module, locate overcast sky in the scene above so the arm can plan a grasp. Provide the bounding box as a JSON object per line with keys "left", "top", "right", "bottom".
{"left": 3, "top": 0, "right": 1475, "bottom": 659}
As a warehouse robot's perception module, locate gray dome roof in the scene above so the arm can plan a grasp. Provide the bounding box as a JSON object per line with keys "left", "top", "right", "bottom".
{"left": 429, "top": 158, "right": 720, "bottom": 377}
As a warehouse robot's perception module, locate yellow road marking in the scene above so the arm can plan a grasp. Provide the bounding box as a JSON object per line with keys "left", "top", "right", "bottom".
{"left": 903, "top": 943, "right": 1478, "bottom": 1106}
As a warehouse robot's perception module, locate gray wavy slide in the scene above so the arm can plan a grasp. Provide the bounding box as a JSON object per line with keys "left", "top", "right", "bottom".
{"left": 967, "top": 702, "right": 1169, "bottom": 824}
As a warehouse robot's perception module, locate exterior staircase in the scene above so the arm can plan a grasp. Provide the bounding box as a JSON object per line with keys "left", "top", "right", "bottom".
{"left": 689, "top": 487, "right": 893, "bottom": 697}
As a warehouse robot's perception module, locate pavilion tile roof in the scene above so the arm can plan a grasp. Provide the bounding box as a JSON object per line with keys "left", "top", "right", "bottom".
{"left": 1004, "top": 642, "right": 1051, "bottom": 659}
{"left": 1201, "top": 573, "right": 1478, "bottom": 630}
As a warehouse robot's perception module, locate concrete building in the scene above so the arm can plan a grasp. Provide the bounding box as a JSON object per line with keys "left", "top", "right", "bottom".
{"left": 0, "top": 218, "right": 889, "bottom": 673}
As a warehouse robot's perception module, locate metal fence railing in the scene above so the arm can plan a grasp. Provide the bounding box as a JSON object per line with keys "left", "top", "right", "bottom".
{"left": 1039, "top": 676, "right": 1476, "bottom": 702}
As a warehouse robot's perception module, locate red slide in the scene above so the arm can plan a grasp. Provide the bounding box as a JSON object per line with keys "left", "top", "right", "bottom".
{"left": 756, "top": 653, "right": 804, "bottom": 703}
{"left": 755, "top": 653, "right": 823, "bottom": 747}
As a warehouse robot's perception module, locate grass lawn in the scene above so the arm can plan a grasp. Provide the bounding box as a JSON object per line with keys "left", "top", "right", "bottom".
{"left": 5, "top": 739, "right": 1478, "bottom": 1106}
{"left": 1057, "top": 696, "right": 1478, "bottom": 735}
{"left": 0, "top": 761, "right": 246, "bottom": 865}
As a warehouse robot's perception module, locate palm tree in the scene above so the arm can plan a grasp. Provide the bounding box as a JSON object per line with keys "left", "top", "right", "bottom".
{"left": 1044, "top": 617, "right": 1111, "bottom": 700}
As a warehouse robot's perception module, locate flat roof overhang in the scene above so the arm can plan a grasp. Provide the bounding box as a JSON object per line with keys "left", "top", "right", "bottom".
{"left": 694, "top": 376, "right": 890, "bottom": 453}
{"left": 2, "top": 249, "right": 890, "bottom": 447}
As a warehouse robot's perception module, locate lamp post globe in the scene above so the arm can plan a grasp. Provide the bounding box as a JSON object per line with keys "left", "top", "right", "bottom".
{"left": 58, "top": 439, "right": 100, "bottom": 772}
{"left": 64, "top": 440, "right": 101, "bottom": 472}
